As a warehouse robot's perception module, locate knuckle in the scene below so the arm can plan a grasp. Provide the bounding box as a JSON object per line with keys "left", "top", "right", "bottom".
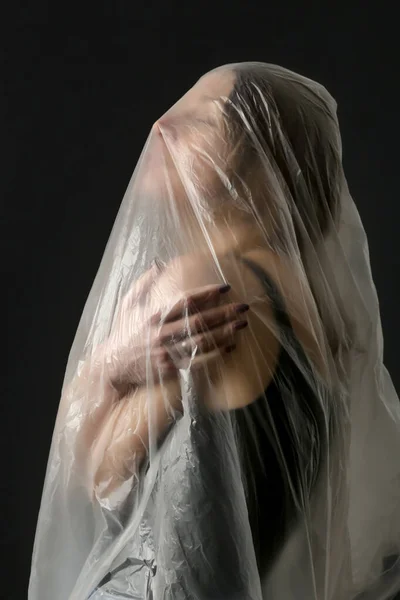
{"left": 156, "top": 348, "right": 169, "bottom": 362}
{"left": 198, "top": 335, "right": 211, "bottom": 353}
{"left": 182, "top": 292, "right": 192, "bottom": 306}
{"left": 152, "top": 336, "right": 163, "bottom": 350}
{"left": 193, "top": 317, "right": 203, "bottom": 332}
{"left": 156, "top": 331, "right": 169, "bottom": 346}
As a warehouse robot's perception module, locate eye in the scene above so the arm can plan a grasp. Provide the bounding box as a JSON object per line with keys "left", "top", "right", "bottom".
{"left": 193, "top": 118, "right": 217, "bottom": 129}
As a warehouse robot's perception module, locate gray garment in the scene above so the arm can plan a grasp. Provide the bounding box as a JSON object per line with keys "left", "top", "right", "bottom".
{"left": 88, "top": 408, "right": 259, "bottom": 600}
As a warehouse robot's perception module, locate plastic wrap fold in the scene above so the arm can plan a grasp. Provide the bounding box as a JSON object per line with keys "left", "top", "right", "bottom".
{"left": 29, "top": 63, "right": 400, "bottom": 600}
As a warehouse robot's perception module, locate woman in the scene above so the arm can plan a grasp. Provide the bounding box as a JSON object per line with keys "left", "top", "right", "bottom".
{"left": 29, "top": 63, "right": 400, "bottom": 600}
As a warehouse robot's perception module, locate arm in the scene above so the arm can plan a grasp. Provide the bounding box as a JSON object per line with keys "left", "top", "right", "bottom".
{"left": 86, "top": 275, "right": 246, "bottom": 498}
{"left": 91, "top": 252, "right": 281, "bottom": 499}
{"left": 91, "top": 377, "right": 182, "bottom": 499}
{"left": 57, "top": 334, "right": 181, "bottom": 501}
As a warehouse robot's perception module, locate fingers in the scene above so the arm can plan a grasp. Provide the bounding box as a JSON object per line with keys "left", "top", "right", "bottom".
{"left": 146, "top": 346, "right": 178, "bottom": 380}
{"left": 149, "top": 311, "right": 249, "bottom": 378}
{"left": 157, "top": 302, "right": 250, "bottom": 345}
{"left": 162, "top": 283, "right": 231, "bottom": 323}
{"left": 164, "top": 319, "right": 249, "bottom": 363}
{"left": 151, "top": 345, "right": 176, "bottom": 368}
{"left": 188, "top": 320, "right": 249, "bottom": 354}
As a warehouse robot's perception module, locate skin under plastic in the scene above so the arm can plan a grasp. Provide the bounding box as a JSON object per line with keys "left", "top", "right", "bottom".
{"left": 29, "top": 63, "right": 400, "bottom": 600}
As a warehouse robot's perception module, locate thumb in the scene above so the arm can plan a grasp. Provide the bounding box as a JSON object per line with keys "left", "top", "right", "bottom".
{"left": 125, "top": 262, "right": 162, "bottom": 305}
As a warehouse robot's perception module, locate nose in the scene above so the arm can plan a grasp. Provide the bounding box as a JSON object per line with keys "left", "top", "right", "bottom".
{"left": 153, "top": 116, "right": 178, "bottom": 141}
{"left": 153, "top": 116, "right": 170, "bottom": 133}
{"left": 152, "top": 120, "right": 162, "bottom": 134}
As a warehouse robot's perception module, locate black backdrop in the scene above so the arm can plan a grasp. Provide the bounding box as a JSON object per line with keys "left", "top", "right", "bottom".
{"left": 3, "top": 3, "right": 399, "bottom": 598}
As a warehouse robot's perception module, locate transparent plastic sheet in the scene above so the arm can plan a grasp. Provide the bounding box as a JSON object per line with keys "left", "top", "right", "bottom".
{"left": 29, "top": 63, "right": 400, "bottom": 600}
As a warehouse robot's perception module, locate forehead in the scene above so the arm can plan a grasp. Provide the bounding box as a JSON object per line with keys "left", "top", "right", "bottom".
{"left": 165, "top": 69, "right": 235, "bottom": 118}
{"left": 192, "top": 69, "right": 235, "bottom": 99}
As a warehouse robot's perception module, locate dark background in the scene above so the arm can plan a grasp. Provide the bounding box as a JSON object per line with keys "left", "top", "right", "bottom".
{"left": 3, "top": 2, "right": 399, "bottom": 598}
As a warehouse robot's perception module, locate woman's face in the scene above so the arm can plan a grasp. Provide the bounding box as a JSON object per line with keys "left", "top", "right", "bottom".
{"left": 139, "top": 69, "right": 235, "bottom": 204}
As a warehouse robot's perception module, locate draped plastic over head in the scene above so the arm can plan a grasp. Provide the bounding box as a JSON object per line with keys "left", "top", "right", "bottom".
{"left": 29, "top": 63, "right": 400, "bottom": 600}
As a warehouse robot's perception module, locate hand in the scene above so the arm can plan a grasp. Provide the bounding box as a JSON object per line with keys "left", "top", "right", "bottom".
{"left": 104, "top": 267, "right": 249, "bottom": 393}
